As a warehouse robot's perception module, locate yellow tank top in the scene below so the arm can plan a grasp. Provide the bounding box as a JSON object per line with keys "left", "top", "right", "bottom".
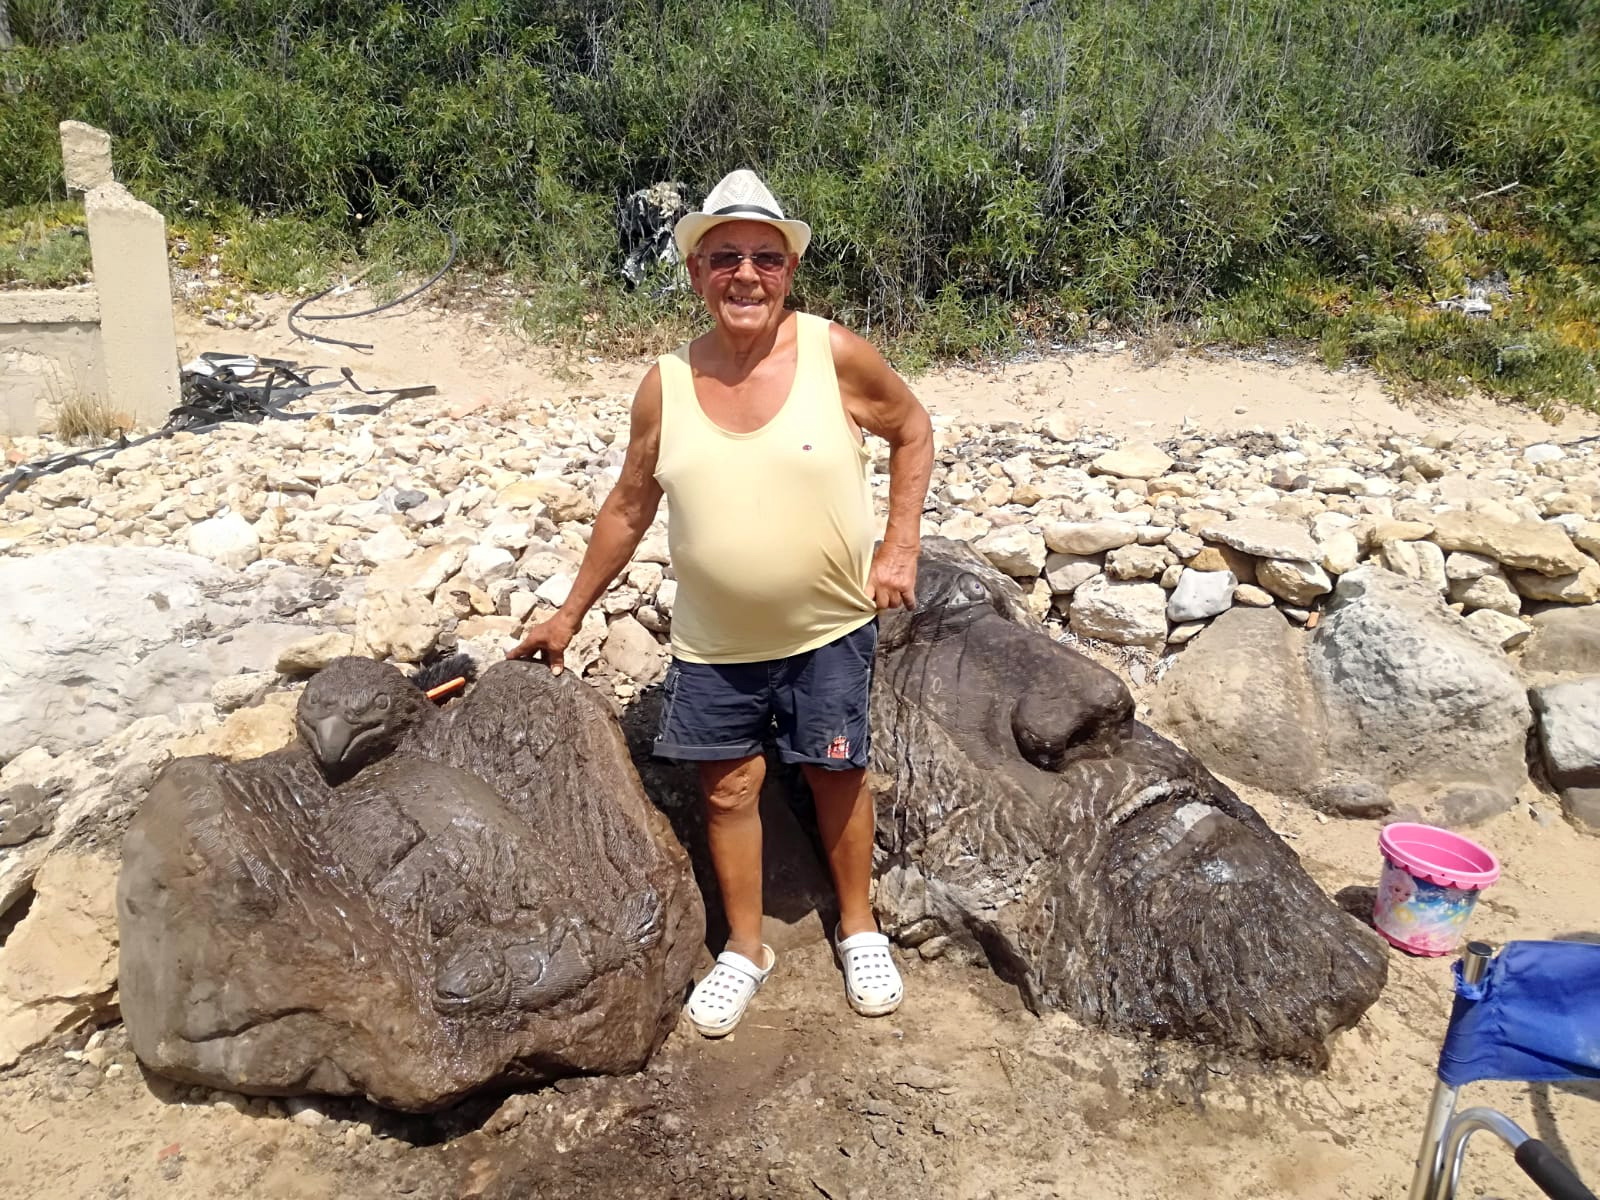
{"left": 654, "top": 312, "right": 876, "bottom": 664}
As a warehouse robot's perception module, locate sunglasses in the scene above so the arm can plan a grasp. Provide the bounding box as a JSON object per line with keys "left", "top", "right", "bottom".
{"left": 701, "top": 250, "right": 790, "bottom": 273}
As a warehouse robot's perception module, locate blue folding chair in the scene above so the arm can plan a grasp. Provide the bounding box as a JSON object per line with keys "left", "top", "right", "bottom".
{"left": 1409, "top": 940, "right": 1600, "bottom": 1200}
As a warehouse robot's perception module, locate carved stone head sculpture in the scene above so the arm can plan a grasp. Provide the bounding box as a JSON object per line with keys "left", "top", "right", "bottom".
{"left": 871, "top": 540, "right": 1387, "bottom": 1062}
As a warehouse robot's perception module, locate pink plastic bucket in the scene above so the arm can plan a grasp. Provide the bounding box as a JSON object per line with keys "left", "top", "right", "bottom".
{"left": 1372, "top": 823, "right": 1500, "bottom": 956}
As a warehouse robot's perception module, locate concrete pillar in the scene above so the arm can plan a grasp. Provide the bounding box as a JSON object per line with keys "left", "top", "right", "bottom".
{"left": 59, "top": 122, "right": 115, "bottom": 193}
{"left": 84, "top": 183, "right": 179, "bottom": 430}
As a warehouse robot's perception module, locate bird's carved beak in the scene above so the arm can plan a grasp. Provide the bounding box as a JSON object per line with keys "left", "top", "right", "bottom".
{"left": 312, "top": 715, "right": 357, "bottom": 768}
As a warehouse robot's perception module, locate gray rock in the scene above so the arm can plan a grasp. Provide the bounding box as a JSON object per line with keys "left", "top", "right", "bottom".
{"left": 1309, "top": 567, "right": 1531, "bottom": 816}
{"left": 355, "top": 590, "right": 440, "bottom": 663}
{"left": 1043, "top": 552, "right": 1101, "bottom": 596}
{"left": 368, "top": 545, "right": 469, "bottom": 602}
{"left": 974, "top": 527, "right": 1047, "bottom": 577}
{"left": 1425, "top": 786, "right": 1517, "bottom": 828}
{"left": 1428, "top": 509, "right": 1588, "bottom": 576}
{"left": 1464, "top": 608, "right": 1529, "bottom": 650}
{"left": 0, "top": 784, "right": 50, "bottom": 847}
{"left": 1202, "top": 518, "right": 1319, "bottom": 564}
{"left": 1519, "top": 606, "right": 1600, "bottom": 683}
{"left": 1158, "top": 566, "right": 1534, "bottom": 823}
{"left": 463, "top": 544, "right": 517, "bottom": 587}
{"left": 1154, "top": 607, "right": 1327, "bottom": 796}
{"left": 1319, "top": 531, "right": 1362, "bottom": 576}
{"left": 1166, "top": 569, "right": 1236, "bottom": 622}
{"left": 1510, "top": 560, "right": 1600, "bottom": 605}
{"left": 1445, "top": 551, "right": 1499, "bottom": 582}
{"left": 1531, "top": 678, "right": 1600, "bottom": 789}
{"left": 1376, "top": 540, "right": 1447, "bottom": 594}
{"left": 359, "top": 526, "right": 415, "bottom": 566}
{"left": 601, "top": 615, "right": 667, "bottom": 684}
{"left": 1089, "top": 444, "right": 1173, "bottom": 480}
{"left": 404, "top": 497, "right": 448, "bottom": 527}
{"left": 1450, "top": 568, "right": 1520, "bottom": 615}
{"left": 0, "top": 548, "right": 290, "bottom": 761}
{"left": 0, "top": 853, "right": 120, "bottom": 1067}
{"left": 1308, "top": 779, "right": 1393, "bottom": 819}
{"left": 277, "top": 633, "right": 359, "bottom": 675}
{"left": 1105, "top": 544, "right": 1174, "bottom": 581}
{"left": 210, "top": 672, "right": 277, "bottom": 713}
{"left": 1045, "top": 521, "right": 1139, "bottom": 556}
{"left": 188, "top": 513, "right": 261, "bottom": 569}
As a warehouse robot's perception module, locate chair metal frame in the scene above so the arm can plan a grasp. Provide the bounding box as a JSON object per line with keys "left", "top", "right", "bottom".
{"left": 1407, "top": 941, "right": 1596, "bottom": 1200}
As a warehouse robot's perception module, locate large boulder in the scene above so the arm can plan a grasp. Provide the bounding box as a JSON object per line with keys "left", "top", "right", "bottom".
{"left": 1154, "top": 567, "right": 1534, "bottom": 823}
{"left": 118, "top": 659, "right": 704, "bottom": 1111}
{"left": 871, "top": 541, "right": 1387, "bottom": 1063}
{"left": 0, "top": 547, "right": 328, "bottom": 761}
{"left": 1309, "top": 567, "right": 1531, "bottom": 818}
{"left": 1152, "top": 607, "right": 1329, "bottom": 798}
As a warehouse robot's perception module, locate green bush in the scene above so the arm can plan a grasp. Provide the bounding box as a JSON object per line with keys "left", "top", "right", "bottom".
{"left": 2, "top": 0, "right": 1596, "bottom": 404}
{"left": 0, "top": 202, "right": 92, "bottom": 287}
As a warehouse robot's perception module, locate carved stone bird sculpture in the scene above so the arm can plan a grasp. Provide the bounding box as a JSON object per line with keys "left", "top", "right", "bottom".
{"left": 117, "top": 657, "right": 704, "bottom": 1112}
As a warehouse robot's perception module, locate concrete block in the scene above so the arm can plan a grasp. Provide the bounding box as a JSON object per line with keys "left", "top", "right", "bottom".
{"left": 59, "top": 121, "right": 114, "bottom": 192}
{"left": 85, "top": 183, "right": 179, "bottom": 430}
{"left": 0, "top": 320, "right": 106, "bottom": 437}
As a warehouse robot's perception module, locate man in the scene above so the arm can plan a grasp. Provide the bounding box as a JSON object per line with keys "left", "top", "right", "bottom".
{"left": 508, "top": 169, "right": 933, "bottom": 1037}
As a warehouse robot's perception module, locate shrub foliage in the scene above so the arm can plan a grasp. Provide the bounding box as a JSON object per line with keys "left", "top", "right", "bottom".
{"left": 2, "top": 0, "right": 1597, "bottom": 400}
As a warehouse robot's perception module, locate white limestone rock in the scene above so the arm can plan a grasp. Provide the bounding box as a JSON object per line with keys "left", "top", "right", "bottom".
{"left": 188, "top": 513, "right": 261, "bottom": 569}
{"left": 1166, "top": 569, "right": 1237, "bottom": 622}
{"left": 1256, "top": 559, "right": 1332, "bottom": 606}
{"left": 974, "top": 527, "right": 1047, "bottom": 577}
{"left": 1069, "top": 577, "right": 1168, "bottom": 648}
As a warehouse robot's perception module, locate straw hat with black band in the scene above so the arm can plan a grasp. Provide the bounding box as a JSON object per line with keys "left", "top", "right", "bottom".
{"left": 673, "top": 170, "right": 813, "bottom": 260}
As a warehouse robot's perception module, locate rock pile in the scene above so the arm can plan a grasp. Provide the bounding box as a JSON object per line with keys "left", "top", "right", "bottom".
{"left": 5, "top": 412, "right": 1596, "bottom": 669}
{"left": 941, "top": 430, "right": 1599, "bottom": 652}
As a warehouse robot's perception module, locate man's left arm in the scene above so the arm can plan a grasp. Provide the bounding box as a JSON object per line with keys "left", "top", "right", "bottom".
{"left": 831, "top": 324, "right": 934, "bottom": 610}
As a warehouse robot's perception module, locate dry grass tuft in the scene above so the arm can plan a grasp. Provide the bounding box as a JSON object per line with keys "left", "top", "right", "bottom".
{"left": 53, "top": 390, "right": 126, "bottom": 442}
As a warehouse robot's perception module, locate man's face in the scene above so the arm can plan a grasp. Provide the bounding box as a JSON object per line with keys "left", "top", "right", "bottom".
{"left": 687, "top": 220, "right": 797, "bottom": 338}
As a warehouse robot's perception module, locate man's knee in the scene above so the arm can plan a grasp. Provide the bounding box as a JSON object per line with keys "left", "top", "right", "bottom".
{"left": 699, "top": 755, "right": 765, "bottom": 815}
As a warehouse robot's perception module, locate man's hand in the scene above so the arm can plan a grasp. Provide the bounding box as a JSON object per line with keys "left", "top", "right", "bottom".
{"left": 506, "top": 612, "right": 579, "bottom": 674}
{"left": 870, "top": 541, "right": 919, "bottom": 611}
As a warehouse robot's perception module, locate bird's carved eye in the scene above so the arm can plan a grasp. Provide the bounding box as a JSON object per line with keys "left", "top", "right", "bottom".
{"left": 375, "top": 693, "right": 391, "bottom": 712}
{"left": 950, "top": 573, "right": 989, "bottom": 605}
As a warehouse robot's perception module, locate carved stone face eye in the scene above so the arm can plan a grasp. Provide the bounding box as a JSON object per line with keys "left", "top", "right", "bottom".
{"left": 375, "top": 693, "right": 391, "bottom": 713}
{"left": 949, "top": 573, "right": 989, "bottom": 606}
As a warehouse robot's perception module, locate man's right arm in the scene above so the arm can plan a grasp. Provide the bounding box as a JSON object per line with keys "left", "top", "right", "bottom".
{"left": 506, "top": 367, "right": 665, "bottom": 672}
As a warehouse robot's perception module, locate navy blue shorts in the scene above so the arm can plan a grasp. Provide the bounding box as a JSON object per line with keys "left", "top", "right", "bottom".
{"left": 652, "top": 620, "right": 878, "bottom": 770}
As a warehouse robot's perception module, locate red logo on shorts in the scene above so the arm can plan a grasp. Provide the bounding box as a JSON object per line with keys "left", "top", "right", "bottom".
{"left": 827, "top": 736, "right": 851, "bottom": 759}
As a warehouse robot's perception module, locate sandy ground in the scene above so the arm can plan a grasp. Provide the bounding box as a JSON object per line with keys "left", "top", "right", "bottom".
{"left": 170, "top": 290, "right": 1600, "bottom": 445}
{"left": 1, "top": 295, "right": 1597, "bottom": 1199}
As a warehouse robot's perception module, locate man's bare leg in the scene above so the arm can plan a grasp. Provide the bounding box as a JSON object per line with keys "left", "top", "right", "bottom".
{"left": 803, "top": 765, "right": 877, "bottom": 938}
{"left": 699, "top": 754, "right": 767, "bottom": 962}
